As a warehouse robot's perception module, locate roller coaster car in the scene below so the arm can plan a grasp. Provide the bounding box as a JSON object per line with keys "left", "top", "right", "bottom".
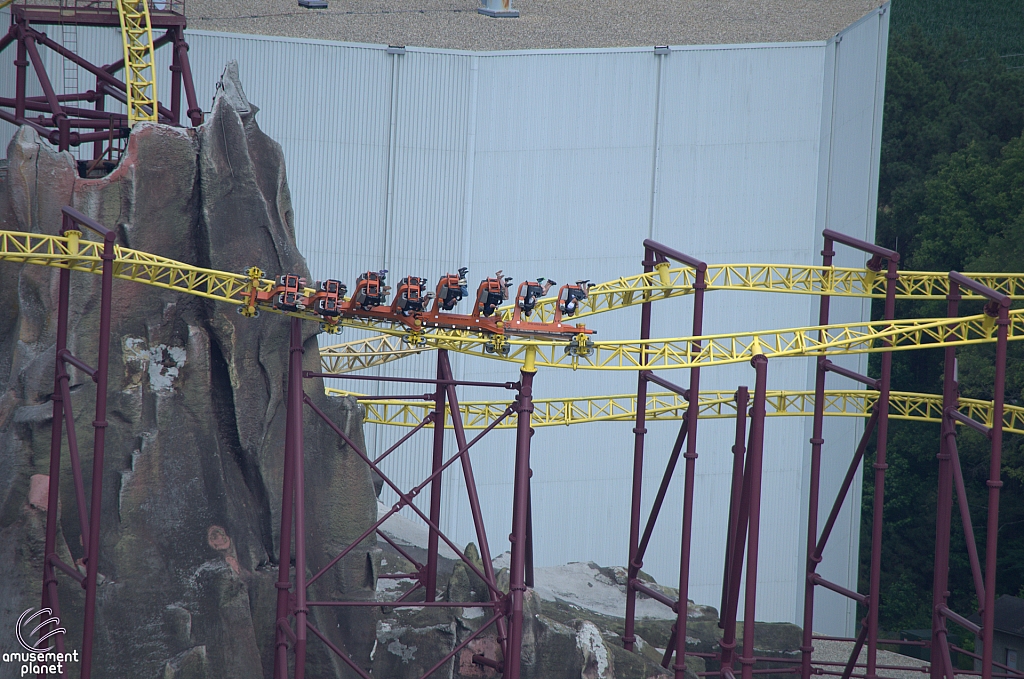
{"left": 434, "top": 267, "right": 468, "bottom": 312}
{"left": 352, "top": 271, "right": 390, "bottom": 310}
{"left": 474, "top": 276, "right": 512, "bottom": 318}
{"left": 311, "top": 279, "right": 346, "bottom": 317}
{"left": 556, "top": 280, "right": 590, "bottom": 319}
{"left": 392, "top": 276, "right": 433, "bottom": 316}
{"left": 516, "top": 279, "right": 547, "bottom": 319}
{"left": 271, "top": 274, "right": 308, "bottom": 312}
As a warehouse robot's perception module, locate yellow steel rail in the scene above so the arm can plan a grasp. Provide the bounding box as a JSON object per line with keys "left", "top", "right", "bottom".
{"left": 0, "top": 230, "right": 308, "bottom": 315}
{"left": 319, "top": 334, "right": 427, "bottom": 374}
{"left": 493, "top": 264, "right": 1024, "bottom": 324}
{"left": 321, "top": 310, "right": 1024, "bottom": 372}
{"left": 116, "top": 0, "right": 158, "bottom": 125}
{"left": 4, "top": 230, "right": 1021, "bottom": 373}
{"left": 320, "top": 264, "right": 1024, "bottom": 370}
{"left": 327, "top": 388, "right": 1024, "bottom": 435}
{"left": 320, "top": 335, "right": 423, "bottom": 373}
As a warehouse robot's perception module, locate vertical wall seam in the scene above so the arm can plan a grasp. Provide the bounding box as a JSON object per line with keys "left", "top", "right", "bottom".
{"left": 647, "top": 53, "right": 666, "bottom": 240}
{"left": 849, "top": 3, "right": 889, "bottom": 634}
{"left": 805, "top": 29, "right": 847, "bottom": 633}
{"left": 452, "top": 55, "right": 479, "bottom": 464}
{"left": 461, "top": 55, "right": 480, "bottom": 268}
{"left": 373, "top": 51, "right": 402, "bottom": 421}
{"left": 865, "top": 6, "right": 886, "bottom": 244}
{"left": 382, "top": 52, "right": 401, "bottom": 274}
{"left": 823, "top": 39, "right": 840, "bottom": 236}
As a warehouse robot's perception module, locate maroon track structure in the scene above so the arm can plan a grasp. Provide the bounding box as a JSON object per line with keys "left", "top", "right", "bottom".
{"left": 40, "top": 207, "right": 118, "bottom": 679}
{"left": 622, "top": 238, "right": 708, "bottom": 678}
{"left": 0, "top": 0, "right": 202, "bottom": 164}
{"left": 272, "top": 328, "right": 538, "bottom": 679}
{"left": 621, "top": 235, "right": 1020, "bottom": 679}
{"left": 927, "top": 273, "right": 1012, "bottom": 679}
{"left": 800, "top": 230, "right": 900, "bottom": 679}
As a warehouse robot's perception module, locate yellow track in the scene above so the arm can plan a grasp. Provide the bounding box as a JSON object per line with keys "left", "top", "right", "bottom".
{"left": 116, "top": 0, "right": 158, "bottom": 125}
{"left": 319, "top": 334, "right": 427, "bottom": 373}
{"left": 321, "top": 310, "right": 1021, "bottom": 372}
{"left": 328, "top": 388, "right": 1024, "bottom": 434}
{"left": 320, "top": 265, "right": 1024, "bottom": 372}
{"left": 486, "top": 263, "right": 1024, "bottom": 325}
{"left": 2, "top": 230, "right": 1020, "bottom": 374}
{"left": 1, "top": 229, "right": 274, "bottom": 305}
{"left": 3, "top": 228, "right": 1020, "bottom": 435}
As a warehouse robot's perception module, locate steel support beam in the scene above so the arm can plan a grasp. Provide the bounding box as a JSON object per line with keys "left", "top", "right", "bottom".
{"left": 927, "top": 275, "right": 1010, "bottom": 679}
{"left": 276, "top": 342, "right": 525, "bottom": 678}
{"left": 800, "top": 232, "right": 899, "bottom": 679}
{"left": 0, "top": 11, "right": 203, "bottom": 165}
{"left": 39, "top": 208, "right": 117, "bottom": 679}
{"left": 504, "top": 355, "right": 536, "bottom": 677}
{"left": 738, "top": 355, "right": 769, "bottom": 679}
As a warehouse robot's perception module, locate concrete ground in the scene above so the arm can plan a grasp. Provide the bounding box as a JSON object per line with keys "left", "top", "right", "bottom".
{"left": 812, "top": 638, "right": 971, "bottom": 679}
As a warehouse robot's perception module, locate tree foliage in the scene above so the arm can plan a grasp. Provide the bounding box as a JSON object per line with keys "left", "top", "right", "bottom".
{"left": 862, "top": 12, "right": 1024, "bottom": 636}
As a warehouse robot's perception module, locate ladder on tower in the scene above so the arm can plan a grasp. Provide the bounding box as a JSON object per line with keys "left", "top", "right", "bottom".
{"left": 60, "top": 2, "right": 79, "bottom": 160}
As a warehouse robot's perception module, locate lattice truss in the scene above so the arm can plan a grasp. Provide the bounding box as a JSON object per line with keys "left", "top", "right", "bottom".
{"left": 116, "top": 0, "right": 158, "bottom": 124}
{"left": 3, "top": 227, "right": 1023, "bottom": 417}
{"left": 331, "top": 389, "right": 1024, "bottom": 435}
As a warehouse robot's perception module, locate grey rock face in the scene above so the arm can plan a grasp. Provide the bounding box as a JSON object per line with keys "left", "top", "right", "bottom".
{"left": 0, "top": 63, "right": 377, "bottom": 679}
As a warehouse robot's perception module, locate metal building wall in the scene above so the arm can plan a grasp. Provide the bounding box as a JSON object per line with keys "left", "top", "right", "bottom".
{"left": 801, "top": 5, "right": 891, "bottom": 637}
{"left": 0, "top": 4, "right": 889, "bottom": 635}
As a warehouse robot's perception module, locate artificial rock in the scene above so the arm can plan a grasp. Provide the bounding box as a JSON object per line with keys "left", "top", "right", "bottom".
{"left": 0, "top": 62, "right": 378, "bottom": 679}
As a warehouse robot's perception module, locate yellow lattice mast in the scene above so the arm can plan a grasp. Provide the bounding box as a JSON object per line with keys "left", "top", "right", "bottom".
{"left": 116, "top": 0, "right": 158, "bottom": 125}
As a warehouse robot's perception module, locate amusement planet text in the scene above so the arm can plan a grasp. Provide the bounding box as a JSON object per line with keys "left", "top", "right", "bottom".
{"left": 3, "top": 650, "right": 79, "bottom": 676}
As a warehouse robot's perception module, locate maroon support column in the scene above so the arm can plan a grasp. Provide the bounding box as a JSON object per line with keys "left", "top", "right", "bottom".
{"left": 504, "top": 358, "right": 536, "bottom": 679}
{"left": 92, "top": 76, "right": 106, "bottom": 162}
{"left": 800, "top": 236, "right": 834, "bottom": 679}
{"left": 624, "top": 247, "right": 656, "bottom": 651}
{"left": 173, "top": 28, "right": 204, "bottom": 126}
{"left": 673, "top": 264, "right": 707, "bottom": 679}
{"left": 77, "top": 215, "right": 117, "bottom": 679}
{"left": 739, "top": 355, "right": 769, "bottom": 679}
{"left": 982, "top": 293, "right": 1010, "bottom": 679}
{"left": 425, "top": 351, "right": 447, "bottom": 602}
{"left": 40, "top": 216, "right": 76, "bottom": 668}
{"left": 15, "top": 29, "right": 27, "bottom": 121}
{"left": 168, "top": 29, "right": 182, "bottom": 126}
{"left": 288, "top": 318, "right": 309, "bottom": 679}
{"left": 865, "top": 260, "right": 899, "bottom": 679}
{"left": 930, "top": 287, "right": 960, "bottom": 679}
{"left": 273, "top": 320, "right": 300, "bottom": 678}
{"left": 440, "top": 353, "right": 509, "bottom": 653}
{"left": 35, "top": 209, "right": 121, "bottom": 678}
{"left": 719, "top": 387, "right": 750, "bottom": 675}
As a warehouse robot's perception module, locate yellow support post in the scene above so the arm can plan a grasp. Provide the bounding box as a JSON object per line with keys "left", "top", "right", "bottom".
{"left": 523, "top": 345, "right": 538, "bottom": 373}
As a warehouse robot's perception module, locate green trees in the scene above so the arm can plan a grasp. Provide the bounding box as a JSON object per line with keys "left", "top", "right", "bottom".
{"left": 864, "top": 4, "right": 1024, "bottom": 636}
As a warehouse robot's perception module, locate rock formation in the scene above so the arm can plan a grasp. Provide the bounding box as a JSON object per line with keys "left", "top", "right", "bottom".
{"left": 0, "top": 62, "right": 378, "bottom": 679}
{"left": 373, "top": 507, "right": 801, "bottom": 679}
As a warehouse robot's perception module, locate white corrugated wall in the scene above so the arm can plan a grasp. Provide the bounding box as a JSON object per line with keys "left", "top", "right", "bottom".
{"left": 0, "top": 4, "right": 889, "bottom": 635}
